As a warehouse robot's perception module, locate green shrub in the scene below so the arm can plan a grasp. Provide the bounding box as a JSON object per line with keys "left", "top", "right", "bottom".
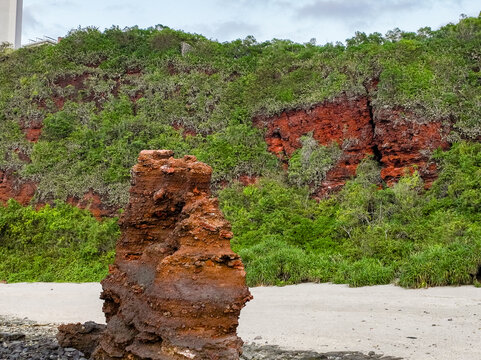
{"left": 399, "top": 242, "right": 481, "bottom": 287}
{"left": 288, "top": 133, "right": 342, "bottom": 189}
{"left": 238, "top": 237, "right": 334, "bottom": 286}
{"left": 0, "top": 200, "right": 119, "bottom": 282}
{"left": 333, "top": 258, "right": 395, "bottom": 287}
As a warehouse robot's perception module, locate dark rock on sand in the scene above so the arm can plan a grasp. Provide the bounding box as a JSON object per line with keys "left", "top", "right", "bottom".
{"left": 2, "top": 316, "right": 403, "bottom": 360}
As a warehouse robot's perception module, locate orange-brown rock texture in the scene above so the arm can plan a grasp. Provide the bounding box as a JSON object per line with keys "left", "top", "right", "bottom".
{"left": 254, "top": 95, "right": 374, "bottom": 193}
{"left": 92, "top": 150, "right": 252, "bottom": 359}
{"left": 254, "top": 94, "right": 450, "bottom": 193}
{"left": 373, "top": 107, "right": 450, "bottom": 186}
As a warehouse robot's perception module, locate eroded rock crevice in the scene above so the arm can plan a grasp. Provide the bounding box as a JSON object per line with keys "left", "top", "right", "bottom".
{"left": 364, "top": 84, "right": 383, "bottom": 166}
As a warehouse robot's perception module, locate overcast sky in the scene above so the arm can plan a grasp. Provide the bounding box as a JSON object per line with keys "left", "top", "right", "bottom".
{"left": 22, "top": 0, "right": 480, "bottom": 46}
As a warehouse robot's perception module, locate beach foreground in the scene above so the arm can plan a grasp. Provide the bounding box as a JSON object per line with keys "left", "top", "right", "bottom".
{"left": 0, "top": 282, "right": 479, "bottom": 360}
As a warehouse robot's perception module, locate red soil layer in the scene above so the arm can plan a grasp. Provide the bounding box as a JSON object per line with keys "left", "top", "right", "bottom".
{"left": 0, "top": 170, "right": 117, "bottom": 217}
{"left": 254, "top": 95, "right": 374, "bottom": 193}
{"left": 374, "top": 107, "right": 450, "bottom": 186}
{"left": 254, "top": 95, "right": 450, "bottom": 193}
{"left": 0, "top": 170, "right": 37, "bottom": 206}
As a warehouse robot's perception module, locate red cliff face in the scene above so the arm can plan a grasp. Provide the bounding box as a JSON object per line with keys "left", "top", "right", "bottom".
{"left": 254, "top": 95, "right": 450, "bottom": 193}
{"left": 373, "top": 107, "right": 450, "bottom": 186}
{"left": 90, "top": 150, "right": 252, "bottom": 359}
{"left": 254, "top": 95, "right": 374, "bottom": 193}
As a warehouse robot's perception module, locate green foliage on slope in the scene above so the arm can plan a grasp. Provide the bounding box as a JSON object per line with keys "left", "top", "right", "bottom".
{"left": 2, "top": 143, "right": 479, "bottom": 286}
{"left": 220, "top": 142, "right": 481, "bottom": 288}
{"left": 0, "top": 200, "right": 118, "bottom": 282}
{"left": 0, "top": 16, "right": 480, "bottom": 205}
{"left": 1, "top": 16, "right": 481, "bottom": 286}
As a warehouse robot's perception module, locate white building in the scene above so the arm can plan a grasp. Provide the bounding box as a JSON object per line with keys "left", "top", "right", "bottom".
{"left": 0, "top": 0, "right": 23, "bottom": 48}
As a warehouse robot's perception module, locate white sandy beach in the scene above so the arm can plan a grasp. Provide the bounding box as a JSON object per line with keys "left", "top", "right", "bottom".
{"left": 0, "top": 282, "right": 480, "bottom": 360}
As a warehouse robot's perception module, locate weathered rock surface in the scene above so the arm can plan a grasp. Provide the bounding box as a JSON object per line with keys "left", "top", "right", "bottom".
{"left": 57, "top": 322, "right": 106, "bottom": 358}
{"left": 254, "top": 95, "right": 374, "bottom": 194}
{"left": 373, "top": 107, "right": 450, "bottom": 186}
{"left": 71, "top": 150, "right": 252, "bottom": 359}
{"left": 254, "top": 94, "right": 450, "bottom": 193}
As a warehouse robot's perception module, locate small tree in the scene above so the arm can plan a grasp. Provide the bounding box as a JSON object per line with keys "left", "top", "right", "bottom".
{"left": 288, "top": 133, "right": 342, "bottom": 190}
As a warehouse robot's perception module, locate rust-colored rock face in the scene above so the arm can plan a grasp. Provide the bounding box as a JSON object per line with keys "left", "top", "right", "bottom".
{"left": 254, "top": 95, "right": 374, "bottom": 194}
{"left": 373, "top": 107, "right": 450, "bottom": 186}
{"left": 254, "top": 95, "right": 450, "bottom": 193}
{"left": 92, "top": 150, "right": 252, "bottom": 360}
{"left": 254, "top": 96, "right": 374, "bottom": 159}
{"left": 0, "top": 170, "right": 36, "bottom": 206}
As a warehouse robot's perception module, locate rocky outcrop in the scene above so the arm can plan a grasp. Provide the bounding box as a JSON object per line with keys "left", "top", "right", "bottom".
{"left": 373, "top": 107, "right": 450, "bottom": 186}
{"left": 254, "top": 95, "right": 374, "bottom": 193}
{"left": 57, "top": 322, "right": 106, "bottom": 358}
{"left": 58, "top": 150, "right": 252, "bottom": 359}
{"left": 254, "top": 94, "right": 450, "bottom": 193}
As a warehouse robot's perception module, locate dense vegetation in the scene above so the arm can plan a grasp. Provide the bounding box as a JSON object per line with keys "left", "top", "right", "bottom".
{"left": 1, "top": 15, "right": 480, "bottom": 287}
{"left": 221, "top": 143, "right": 481, "bottom": 287}
{"left": 0, "top": 200, "right": 118, "bottom": 282}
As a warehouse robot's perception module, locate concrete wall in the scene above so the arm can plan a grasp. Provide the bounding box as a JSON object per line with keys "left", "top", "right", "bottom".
{"left": 0, "top": 0, "right": 23, "bottom": 48}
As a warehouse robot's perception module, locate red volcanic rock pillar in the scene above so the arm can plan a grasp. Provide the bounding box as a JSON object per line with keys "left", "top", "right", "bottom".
{"left": 93, "top": 150, "right": 252, "bottom": 360}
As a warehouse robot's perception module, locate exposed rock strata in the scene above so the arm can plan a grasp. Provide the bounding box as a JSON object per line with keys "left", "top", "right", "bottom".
{"left": 254, "top": 95, "right": 374, "bottom": 193}
{"left": 59, "top": 150, "right": 252, "bottom": 359}
{"left": 373, "top": 107, "right": 450, "bottom": 186}
{"left": 254, "top": 95, "right": 450, "bottom": 193}
{"left": 2, "top": 92, "right": 452, "bottom": 214}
